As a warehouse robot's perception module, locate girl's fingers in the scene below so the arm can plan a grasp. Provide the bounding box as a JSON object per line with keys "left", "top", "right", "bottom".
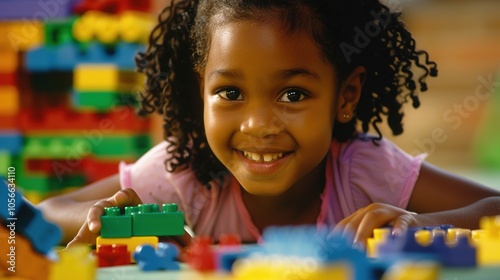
{"left": 110, "top": 188, "right": 143, "bottom": 206}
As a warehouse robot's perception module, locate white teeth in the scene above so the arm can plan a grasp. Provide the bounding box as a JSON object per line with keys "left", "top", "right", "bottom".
{"left": 251, "top": 153, "right": 260, "bottom": 161}
{"left": 263, "top": 154, "right": 273, "bottom": 162}
{"left": 243, "top": 151, "right": 285, "bottom": 162}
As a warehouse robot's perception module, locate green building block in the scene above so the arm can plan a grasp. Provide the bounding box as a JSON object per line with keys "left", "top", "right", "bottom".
{"left": 71, "top": 91, "right": 138, "bottom": 112}
{"left": 132, "top": 203, "right": 184, "bottom": 237}
{"left": 0, "top": 151, "right": 11, "bottom": 177}
{"left": 44, "top": 17, "right": 77, "bottom": 47}
{"left": 17, "top": 173, "right": 87, "bottom": 194}
{"left": 100, "top": 207, "right": 133, "bottom": 238}
{"left": 23, "top": 136, "right": 91, "bottom": 159}
{"left": 93, "top": 135, "right": 151, "bottom": 158}
{"left": 23, "top": 134, "right": 151, "bottom": 159}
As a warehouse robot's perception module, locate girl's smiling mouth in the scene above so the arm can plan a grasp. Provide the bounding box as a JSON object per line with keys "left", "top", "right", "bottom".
{"left": 242, "top": 151, "right": 285, "bottom": 162}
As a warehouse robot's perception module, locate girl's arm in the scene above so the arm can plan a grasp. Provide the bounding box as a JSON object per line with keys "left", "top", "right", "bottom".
{"left": 37, "top": 174, "right": 121, "bottom": 244}
{"left": 334, "top": 162, "right": 500, "bottom": 246}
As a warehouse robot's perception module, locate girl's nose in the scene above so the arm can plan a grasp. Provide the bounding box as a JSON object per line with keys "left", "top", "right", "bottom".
{"left": 240, "top": 106, "right": 284, "bottom": 138}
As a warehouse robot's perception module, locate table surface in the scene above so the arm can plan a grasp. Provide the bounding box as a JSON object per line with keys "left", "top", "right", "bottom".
{"left": 97, "top": 263, "right": 500, "bottom": 280}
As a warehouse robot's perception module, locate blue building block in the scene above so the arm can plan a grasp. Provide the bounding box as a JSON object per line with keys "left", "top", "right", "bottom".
{"left": 0, "top": 0, "right": 79, "bottom": 20}
{"left": 26, "top": 42, "right": 145, "bottom": 71}
{"left": 0, "top": 178, "right": 62, "bottom": 255}
{"left": 133, "top": 242, "right": 180, "bottom": 271}
{"left": 261, "top": 226, "right": 372, "bottom": 280}
{"left": 0, "top": 131, "right": 22, "bottom": 154}
{"left": 377, "top": 227, "right": 476, "bottom": 267}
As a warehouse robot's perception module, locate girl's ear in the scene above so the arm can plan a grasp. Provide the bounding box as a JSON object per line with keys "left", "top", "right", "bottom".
{"left": 336, "top": 66, "right": 366, "bottom": 123}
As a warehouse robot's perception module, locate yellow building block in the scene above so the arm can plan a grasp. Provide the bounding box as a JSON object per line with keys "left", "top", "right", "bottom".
{"left": 232, "top": 256, "right": 352, "bottom": 280}
{"left": 414, "top": 230, "right": 432, "bottom": 246}
{"left": 96, "top": 235, "right": 158, "bottom": 262}
{"left": 476, "top": 216, "right": 500, "bottom": 265}
{"left": 367, "top": 227, "right": 391, "bottom": 258}
{"left": 72, "top": 11, "right": 153, "bottom": 44}
{"left": 0, "top": 86, "right": 19, "bottom": 116}
{"left": 74, "top": 64, "right": 145, "bottom": 93}
{"left": 0, "top": 21, "right": 43, "bottom": 51}
{"left": 382, "top": 260, "right": 439, "bottom": 280}
{"left": 119, "top": 12, "right": 154, "bottom": 43}
{"left": 49, "top": 245, "right": 96, "bottom": 280}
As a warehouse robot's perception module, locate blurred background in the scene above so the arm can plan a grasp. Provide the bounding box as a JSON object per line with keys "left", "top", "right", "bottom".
{"left": 0, "top": 0, "right": 499, "bottom": 204}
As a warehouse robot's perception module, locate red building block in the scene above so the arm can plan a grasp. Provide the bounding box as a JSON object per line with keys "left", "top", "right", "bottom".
{"left": 95, "top": 244, "right": 130, "bottom": 267}
{"left": 186, "top": 236, "right": 217, "bottom": 272}
{"left": 0, "top": 72, "right": 17, "bottom": 87}
{"left": 19, "top": 106, "right": 150, "bottom": 133}
{"left": 73, "top": 0, "right": 151, "bottom": 14}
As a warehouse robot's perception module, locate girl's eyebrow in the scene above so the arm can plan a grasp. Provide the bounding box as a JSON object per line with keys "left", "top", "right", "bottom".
{"left": 208, "top": 69, "right": 243, "bottom": 81}
{"left": 275, "top": 68, "right": 321, "bottom": 81}
{"left": 207, "top": 68, "right": 321, "bottom": 81}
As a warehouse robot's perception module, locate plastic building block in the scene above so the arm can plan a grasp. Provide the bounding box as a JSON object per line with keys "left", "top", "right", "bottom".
{"left": 0, "top": 0, "right": 79, "bottom": 20}
{"left": 377, "top": 227, "right": 477, "bottom": 267}
{"left": 72, "top": 11, "right": 154, "bottom": 44}
{"left": 95, "top": 244, "right": 130, "bottom": 267}
{"left": 18, "top": 173, "right": 87, "bottom": 195}
{"left": 25, "top": 156, "right": 124, "bottom": 183}
{"left": 0, "top": 131, "right": 22, "bottom": 154}
{"left": 92, "top": 134, "right": 151, "bottom": 157}
{"left": 0, "top": 179, "right": 62, "bottom": 255}
{"left": 131, "top": 203, "right": 185, "bottom": 236}
{"left": 186, "top": 236, "right": 217, "bottom": 272}
{"left": 73, "top": 0, "right": 151, "bottom": 14}
{"left": 49, "top": 244, "right": 96, "bottom": 280}
{"left": 71, "top": 90, "right": 137, "bottom": 111}
{"left": 0, "top": 21, "right": 43, "bottom": 51}
{"left": 0, "top": 114, "right": 19, "bottom": 129}
{"left": 0, "top": 151, "right": 12, "bottom": 177}
{"left": 0, "top": 86, "right": 19, "bottom": 116}
{"left": 44, "top": 18, "right": 77, "bottom": 47}
{"left": 22, "top": 134, "right": 151, "bottom": 159}
{"left": 100, "top": 206, "right": 132, "bottom": 238}
{"left": 475, "top": 216, "right": 500, "bottom": 265}
{"left": 133, "top": 242, "right": 180, "bottom": 271}
{"left": 0, "top": 72, "right": 17, "bottom": 86}
{"left": 96, "top": 235, "right": 158, "bottom": 262}
{"left": 0, "top": 47, "right": 18, "bottom": 73}
{"left": 0, "top": 225, "right": 52, "bottom": 280}
{"left": 19, "top": 106, "right": 150, "bottom": 132}
{"left": 74, "top": 63, "right": 145, "bottom": 93}
{"left": 22, "top": 135, "right": 91, "bottom": 159}
{"left": 382, "top": 260, "right": 440, "bottom": 280}
{"left": 25, "top": 42, "right": 145, "bottom": 71}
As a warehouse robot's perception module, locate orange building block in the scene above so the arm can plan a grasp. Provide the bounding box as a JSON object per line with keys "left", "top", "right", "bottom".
{"left": 0, "top": 86, "right": 19, "bottom": 116}
{"left": 0, "top": 226, "right": 52, "bottom": 280}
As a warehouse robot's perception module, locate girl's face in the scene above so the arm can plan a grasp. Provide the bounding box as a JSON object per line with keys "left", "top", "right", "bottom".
{"left": 202, "top": 20, "right": 339, "bottom": 195}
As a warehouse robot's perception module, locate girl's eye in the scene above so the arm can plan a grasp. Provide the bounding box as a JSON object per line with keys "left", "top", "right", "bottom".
{"left": 216, "top": 88, "right": 243, "bottom": 101}
{"left": 278, "top": 89, "right": 308, "bottom": 103}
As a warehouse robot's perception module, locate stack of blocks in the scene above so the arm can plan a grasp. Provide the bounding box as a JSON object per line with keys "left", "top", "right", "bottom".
{"left": 0, "top": 0, "right": 154, "bottom": 204}
{"left": 96, "top": 203, "right": 185, "bottom": 265}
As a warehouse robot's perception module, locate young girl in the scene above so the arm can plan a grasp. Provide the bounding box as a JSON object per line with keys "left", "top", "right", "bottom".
{"left": 39, "top": 0, "right": 500, "bottom": 249}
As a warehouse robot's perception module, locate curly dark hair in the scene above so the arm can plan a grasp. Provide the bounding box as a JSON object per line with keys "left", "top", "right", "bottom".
{"left": 135, "top": 0, "right": 438, "bottom": 185}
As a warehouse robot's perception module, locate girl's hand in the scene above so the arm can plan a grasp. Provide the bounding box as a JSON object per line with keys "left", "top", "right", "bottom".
{"left": 332, "top": 202, "right": 418, "bottom": 248}
{"left": 66, "top": 188, "right": 143, "bottom": 248}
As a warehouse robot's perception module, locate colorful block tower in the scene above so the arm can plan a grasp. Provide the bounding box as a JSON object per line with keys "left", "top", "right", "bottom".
{"left": 0, "top": 0, "right": 155, "bottom": 204}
